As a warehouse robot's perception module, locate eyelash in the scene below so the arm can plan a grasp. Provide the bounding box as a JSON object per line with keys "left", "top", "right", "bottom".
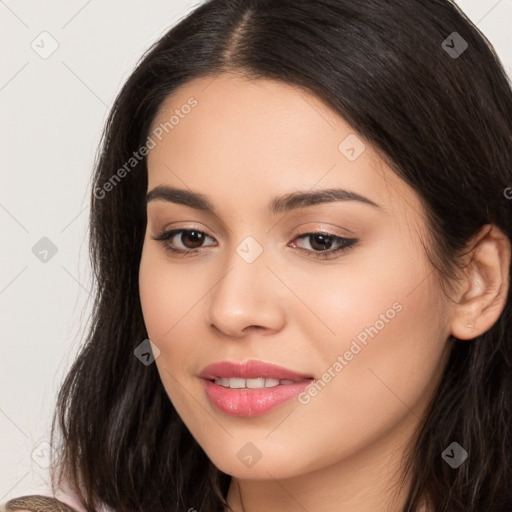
{"left": 152, "top": 228, "right": 358, "bottom": 260}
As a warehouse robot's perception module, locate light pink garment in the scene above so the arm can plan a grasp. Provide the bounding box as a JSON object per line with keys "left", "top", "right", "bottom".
{"left": 53, "top": 480, "right": 88, "bottom": 512}
{"left": 54, "top": 489, "right": 88, "bottom": 512}
{"left": 54, "top": 478, "right": 110, "bottom": 512}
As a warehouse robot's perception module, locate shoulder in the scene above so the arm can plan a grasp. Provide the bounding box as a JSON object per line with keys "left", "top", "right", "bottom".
{"left": 3, "top": 495, "right": 80, "bottom": 512}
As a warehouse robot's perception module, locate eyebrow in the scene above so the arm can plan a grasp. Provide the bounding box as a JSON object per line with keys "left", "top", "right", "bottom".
{"left": 145, "top": 185, "right": 381, "bottom": 214}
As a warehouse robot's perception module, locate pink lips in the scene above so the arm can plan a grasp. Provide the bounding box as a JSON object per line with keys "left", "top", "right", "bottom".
{"left": 199, "top": 360, "right": 315, "bottom": 417}
{"left": 199, "top": 360, "right": 314, "bottom": 381}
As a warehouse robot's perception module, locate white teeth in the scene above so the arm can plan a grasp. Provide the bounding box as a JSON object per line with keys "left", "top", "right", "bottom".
{"left": 246, "top": 378, "right": 275, "bottom": 388}
{"left": 213, "top": 377, "right": 297, "bottom": 388}
{"left": 228, "top": 377, "right": 246, "bottom": 389}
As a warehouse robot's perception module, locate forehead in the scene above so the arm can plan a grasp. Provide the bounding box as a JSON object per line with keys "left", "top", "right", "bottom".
{"left": 149, "top": 72, "right": 361, "bottom": 167}
{"left": 146, "top": 72, "right": 423, "bottom": 224}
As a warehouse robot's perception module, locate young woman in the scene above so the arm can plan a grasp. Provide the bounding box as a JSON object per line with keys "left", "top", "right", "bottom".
{"left": 5, "top": 0, "right": 512, "bottom": 511}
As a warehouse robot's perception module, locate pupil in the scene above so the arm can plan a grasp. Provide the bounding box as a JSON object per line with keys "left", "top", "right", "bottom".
{"left": 183, "top": 230, "right": 204, "bottom": 249}
{"left": 310, "top": 234, "right": 332, "bottom": 251}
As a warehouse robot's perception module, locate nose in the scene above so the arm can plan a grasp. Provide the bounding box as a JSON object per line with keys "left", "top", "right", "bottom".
{"left": 206, "top": 247, "right": 288, "bottom": 338}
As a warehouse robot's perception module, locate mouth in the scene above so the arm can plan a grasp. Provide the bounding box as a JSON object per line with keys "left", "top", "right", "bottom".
{"left": 201, "top": 376, "right": 315, "bottom": 417}
{"left": 199, "top": 359, "right": 315, "bottom": 383}
{"left": 208, "top": 377, "right": 314, "bottom": 389}
{"left": 198, "top": 360, "right": 315, "bottom": 416}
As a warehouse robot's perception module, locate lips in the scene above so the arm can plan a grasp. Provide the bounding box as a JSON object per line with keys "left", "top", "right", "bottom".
{"left": 199, "top": 359, "right": 314, "bottom": 381}
{"left": 202, "top": 379, "right": 314, "bottom": 416}
{"left": 199, "top": 360, "right": 315, "bottom": 416}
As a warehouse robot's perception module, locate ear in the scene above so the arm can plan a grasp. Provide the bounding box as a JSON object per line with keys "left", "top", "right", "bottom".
{"left": 449, "top": 224, "right": 510, "bottom": 341}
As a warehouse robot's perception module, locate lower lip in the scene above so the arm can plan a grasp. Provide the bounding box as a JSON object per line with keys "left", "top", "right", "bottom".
{"left": 202, "top": 378, "right": 314, "bottom": 417}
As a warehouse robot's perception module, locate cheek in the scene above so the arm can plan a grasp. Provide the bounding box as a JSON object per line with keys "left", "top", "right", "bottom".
{"left": 308, "top": 287, "right": 447, "bottom": 459}
{"left": 139, "top": 245, "right": 201, "bottom": 342}
{"left": 292, "top": 228, "right": 447, "bottom": 416}
{"left": 138, "top": 246, "right": 200, "bottom": 412}
{"left": 283, "top": 221, "right": 435, "bottom": 354}
{"left": 296, "top": 238, "right": 448, "bottom": 444}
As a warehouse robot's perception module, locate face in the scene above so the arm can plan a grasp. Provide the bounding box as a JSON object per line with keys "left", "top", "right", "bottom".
{"left": 138, "top": 72, "right": 453, "bottom": 481}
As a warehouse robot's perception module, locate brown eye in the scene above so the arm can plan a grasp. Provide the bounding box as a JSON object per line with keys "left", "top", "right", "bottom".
{"left": 290, "top": 232, "right": 358, "bottom": 259}
{"left": 308, "top": 233, "right": 335, "bottom": 251}
{"left": 152, "top": 228, "right": 216, "bottom": 254}
{"left": 179, "top": 230, "right": 206, "bottom": 249}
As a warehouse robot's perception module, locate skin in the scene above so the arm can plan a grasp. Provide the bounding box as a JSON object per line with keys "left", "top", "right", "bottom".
{"left": 138, "top": 72, "right": 510, "bottom": 512}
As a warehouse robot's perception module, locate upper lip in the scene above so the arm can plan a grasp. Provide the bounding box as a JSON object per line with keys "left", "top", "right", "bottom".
{"left": 199, "top": 360, "right": 314, "bottom": 381}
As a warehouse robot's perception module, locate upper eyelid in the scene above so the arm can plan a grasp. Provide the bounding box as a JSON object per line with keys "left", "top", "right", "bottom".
{"left": 146, "top": 203, "right": 359, "bottom": 237}
{"left": 153, "top": 225, "right": 350, "bottom": 238}
{"left": 151, "top": 217, "right": 354, "bottom": 238}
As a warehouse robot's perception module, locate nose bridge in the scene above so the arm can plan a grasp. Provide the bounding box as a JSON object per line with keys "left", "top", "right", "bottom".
{"left": 207, "top": 235, "right": 286, "bottom": 336}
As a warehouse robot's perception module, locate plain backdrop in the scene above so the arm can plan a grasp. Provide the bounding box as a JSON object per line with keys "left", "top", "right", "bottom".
{"left": 1, "top": 0, "right": 512, "bottom": 503}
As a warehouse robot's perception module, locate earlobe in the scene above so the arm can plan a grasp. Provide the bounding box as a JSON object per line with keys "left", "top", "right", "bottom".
{"left": 450, "top": 224, "right": 511, "bottom": 341}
